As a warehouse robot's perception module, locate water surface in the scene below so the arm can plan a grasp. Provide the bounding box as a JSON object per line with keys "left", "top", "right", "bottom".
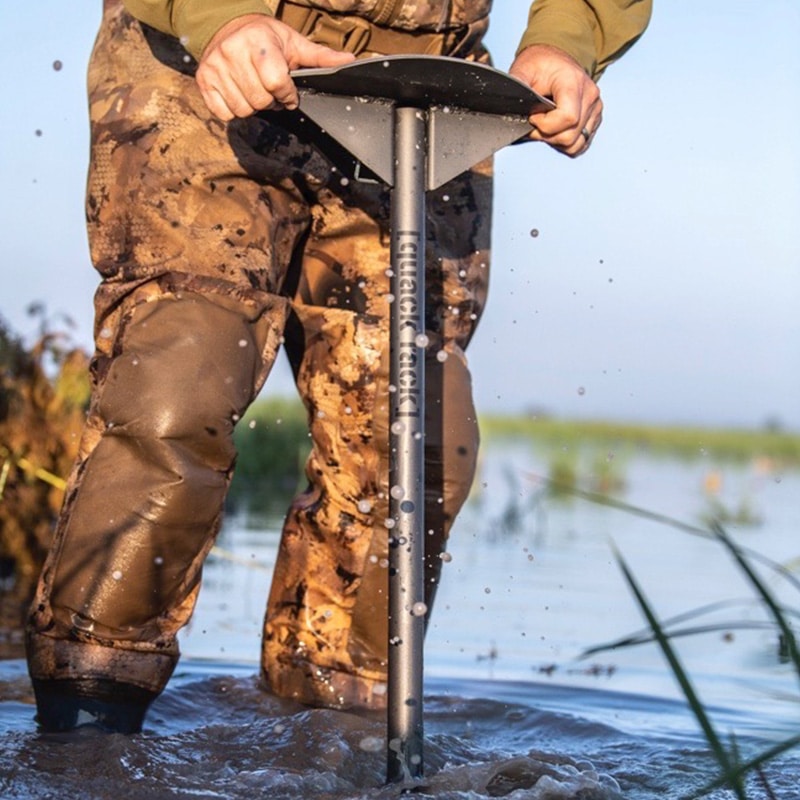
{"left": 2, "top": 447, "right": 798, "bottom": 798}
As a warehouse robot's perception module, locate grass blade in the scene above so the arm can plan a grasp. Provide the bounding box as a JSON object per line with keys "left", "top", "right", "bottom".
{"left": 580, "top": 619, "right": 777, "bottom": 658}
{"left": 681, "top": 733, "right": 800, "bottom": 800}
{"left": 710, "top": 522, "right": 800, "bottom": 679}
{"left": 612, "top": 545, "right": 747, "bottom": 800}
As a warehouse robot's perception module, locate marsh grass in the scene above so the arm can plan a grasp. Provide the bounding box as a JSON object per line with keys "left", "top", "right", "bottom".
{"left": 481, "top": 414, "right": 800, "bottom": 467}
{"left": 537, "top": 476, "right": 800, "bottom": 799}
{"left": 0, "top": 313, "right": 89, "bottom": 633}
{"left": 229, "top": 396, "right": 311, "bottom": 511}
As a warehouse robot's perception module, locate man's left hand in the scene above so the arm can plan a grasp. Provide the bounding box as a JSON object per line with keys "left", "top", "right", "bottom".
{"left": 509, "top": 44, "right": 602, "bottom": 158}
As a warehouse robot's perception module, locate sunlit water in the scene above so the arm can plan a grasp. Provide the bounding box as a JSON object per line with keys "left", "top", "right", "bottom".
{"left": 2, "top": 446, "right": 798, "bottom": 798}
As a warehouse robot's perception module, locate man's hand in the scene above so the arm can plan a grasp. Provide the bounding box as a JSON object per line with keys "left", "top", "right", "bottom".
{"left": 196, "top": 15, "right": 355, "bottom": 121}
{"left": 509, "top": 44, "right": 602, "bottom": 158}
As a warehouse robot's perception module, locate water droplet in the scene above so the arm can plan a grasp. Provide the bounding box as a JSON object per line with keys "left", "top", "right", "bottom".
{"left": 357, "top": 499, "right": 372, "bottom": 513}
{"left": 71, "top": 613, "right": 94, "bottom": 632}
{"left": 391, "top": 421, "right": 405, "bottom": 435}
{"left": 99, "top": 327, "right": 112, "bottom": 339}
{"left": 359, "top": 736, "right": 383, "bottom": 753}
{"left": 415, "top": 333, "right": 429, "bottom": 348}
{"left": 112, "top": 570, "right": 123, "bottom": 581}
{"left": 238, "top": 339, "right": 248, "bottom": 348}
{"left": 440, "top": 551, "right": 452, "bottom": 563}
{"left": 384, "top": 518, "right": 396, "bottom": 529}
{"left": 35, "top": 129, "right": 43, "bottom": 137}
{"left": 411, "top": 601, "right": 428, "bottom": 617}
{"left": 410, "top": 754, "right": 422, "bottom": 765}
{"left": 386, "top": 293, "right": 395, "bottom": 303}
{"left": 484, "top": 586, "right": 491, "bottom": 594}
{"left": 52, "top": 60, "right": 63, "bottom": 71}
{"left": 248, "top": 419, "right": 256, "bottom": 429}
{"left": 340, "top": 176, "right": 350, "bottom": 186}
{"left": 436, "top": 349, "right": 448, "bottom": 362}
{"left": 344, "top": 406, "right": 352, "bottom": 415}
{"left": 577, "top": 386, "right": 586, "bottom": 396}
{"left": 154, "top": 556, "right": 164, "bottom": 565}
{"left": 530, "top": 228, "right": 540, "bottom": 238}
{"left": 390, "top": 485, "right": 405, "bottom": 500}
{"left": 442, "top": 194, "right": 450, "bottom": 202}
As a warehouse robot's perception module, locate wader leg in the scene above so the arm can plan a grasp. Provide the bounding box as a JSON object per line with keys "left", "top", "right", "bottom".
{"left": 27, "top": 290, "right": 283, "bottom": 731}
{"left": 262, "top": 162, "right": 492, "bottom": 709}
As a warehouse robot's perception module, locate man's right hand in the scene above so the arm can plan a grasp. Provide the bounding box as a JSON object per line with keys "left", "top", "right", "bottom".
{"left": 195, "top": 15, "right": 355, "bottom": 121}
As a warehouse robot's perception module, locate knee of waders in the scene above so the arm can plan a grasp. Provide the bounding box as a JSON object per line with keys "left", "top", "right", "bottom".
{"left": 97, "top": 294, "right": 266, "bottom": 467}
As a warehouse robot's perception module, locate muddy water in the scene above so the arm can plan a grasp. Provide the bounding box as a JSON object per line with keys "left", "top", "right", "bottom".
{"left": 2, "top": 446, "right": 798, "bottom": 798}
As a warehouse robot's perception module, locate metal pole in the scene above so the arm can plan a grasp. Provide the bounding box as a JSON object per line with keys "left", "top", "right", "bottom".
{"left": 387, "top": 105, "right": 427, "bottom": 784}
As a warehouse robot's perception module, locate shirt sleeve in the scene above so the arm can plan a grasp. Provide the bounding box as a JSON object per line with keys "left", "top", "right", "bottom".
{"left": 516, "top": 0, "right": 652, "bottom": 80}
{"left": 122, "top": 0, "right": 275, "bottom": 60}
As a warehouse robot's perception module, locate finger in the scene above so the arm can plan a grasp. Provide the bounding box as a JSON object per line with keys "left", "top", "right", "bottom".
{"left": 562, "top": 107, "right": 604, "bottom": 158}
{"left": 200, "top": 69, "right": 257, "bottom": 119}
{"left": 235, "top": 54, "right": 283, "bottom": 110}
{"left": 252, "top": 50, "right": 298, "bottom": 109}
{"left": 530, "top": 90, "right": 602, "bottom": 154}
{"left": 291, "top": 37, "right": 355, "bottom": 70}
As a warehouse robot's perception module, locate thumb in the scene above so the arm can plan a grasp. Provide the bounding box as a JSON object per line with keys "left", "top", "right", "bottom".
{"left": 290, "top": 37, "right": 356, "bottom": 70}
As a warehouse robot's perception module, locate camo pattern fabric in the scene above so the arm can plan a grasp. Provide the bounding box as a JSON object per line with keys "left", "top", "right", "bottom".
{"left": 279, "top": 0, "right": 493, "bottom": 30}
{"left": 26, "top": 2, "right": 493, "bottom": 709}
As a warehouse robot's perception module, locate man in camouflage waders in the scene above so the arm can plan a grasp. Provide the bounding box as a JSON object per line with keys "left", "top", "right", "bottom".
{"left": 26, "top": 0, "right": 651, "bottom": 732}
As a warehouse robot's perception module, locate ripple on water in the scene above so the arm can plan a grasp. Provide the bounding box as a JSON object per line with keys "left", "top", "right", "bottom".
{"left": 1, "top": 660, "right": 798, "bottom": 799}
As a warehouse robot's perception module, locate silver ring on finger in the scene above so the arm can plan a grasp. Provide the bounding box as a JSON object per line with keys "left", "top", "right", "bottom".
{"left": 580, "top": 126, "right": 591, "bottom": 141}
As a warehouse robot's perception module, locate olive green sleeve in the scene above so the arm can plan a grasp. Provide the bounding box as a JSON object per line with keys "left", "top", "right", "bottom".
{"left": 122, "top": 0, "right": 275, "bottom": 60}
{"left": 517, "top": 0, "right": 652, "bottom": 80}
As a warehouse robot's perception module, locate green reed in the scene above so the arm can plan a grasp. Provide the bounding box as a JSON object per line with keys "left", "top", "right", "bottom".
{"left": 480, "top": 414, "right": 800, "bottom": 466}
{"left": 544, "top": 478, "right": 800, "bottom": 799}
{"left": 229, "top": 395, "right": 311, "bottom": 506}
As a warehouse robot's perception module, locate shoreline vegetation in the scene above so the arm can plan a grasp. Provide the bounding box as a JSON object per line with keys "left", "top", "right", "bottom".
{"left": 479, "top": 413, "right": 800, "bottom": 466}
{"left": 231, "top": 397, "right": 800, "bottom": 488}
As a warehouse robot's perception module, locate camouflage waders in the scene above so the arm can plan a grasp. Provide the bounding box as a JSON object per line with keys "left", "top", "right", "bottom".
{"left": 26, "top": 1, "right": 493, "bottom": 728}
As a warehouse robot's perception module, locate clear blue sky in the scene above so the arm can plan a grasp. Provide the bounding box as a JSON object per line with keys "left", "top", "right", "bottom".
{"left": 1, "top": 1, "right": 798, "bottom": 430}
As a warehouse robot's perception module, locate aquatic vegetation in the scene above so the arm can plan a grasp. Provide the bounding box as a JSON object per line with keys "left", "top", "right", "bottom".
{"left": 0, "top": 313, "right": 89, "bottom": 635}
{"left": 481, "top": 414, "right": 800, "bottom": 467}
{"left": 229, "top": 395, "right": 310, "bottom": 505}
{"left": 561, "top": 482, "right": 800, "bottom": 799}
